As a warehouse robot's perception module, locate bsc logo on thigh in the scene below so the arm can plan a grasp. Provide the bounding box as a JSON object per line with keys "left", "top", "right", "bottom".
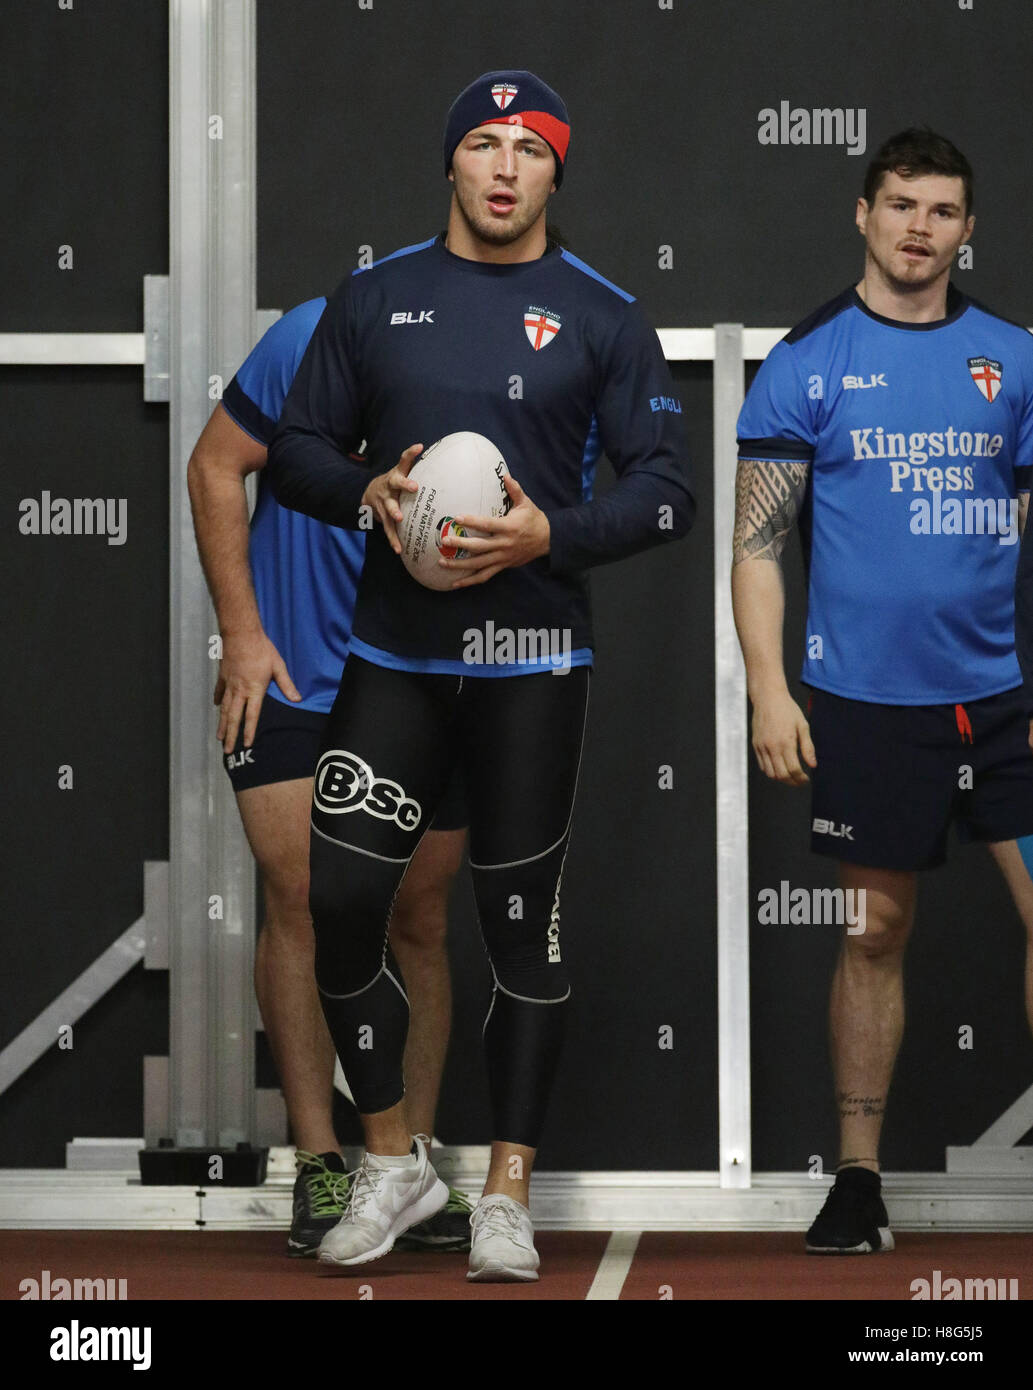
{"left": 313, "top": 750, "right": 422, "bottom": 831}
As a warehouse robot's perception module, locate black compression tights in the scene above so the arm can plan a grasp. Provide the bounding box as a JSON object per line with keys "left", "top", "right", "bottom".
{"left": 308, "top": 655, "right": 590, "bottom": 1147}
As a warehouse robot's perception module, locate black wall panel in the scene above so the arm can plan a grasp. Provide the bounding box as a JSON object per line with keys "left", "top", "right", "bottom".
{"left": 257, "top": 0, "right": 1033, "bottom": 326}
{"left": 0, "top": 368, "right": 170, "bottom": 1164}
{"left": 0, "top": 2, "right": 168, "bottom": 1165}
{"left": 0, "top": 0, "right": 168, "bottom": 330}
{"left": 1, "top": 0, "right": 170, "bottom": 1169}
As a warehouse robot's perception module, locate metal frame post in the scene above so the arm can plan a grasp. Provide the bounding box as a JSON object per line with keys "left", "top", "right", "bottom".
{"left": 713, "top": 324, "right": 751, "bottom": 1188}
{"left": 168, "top": 0, "right": 257, "bottom": 1149}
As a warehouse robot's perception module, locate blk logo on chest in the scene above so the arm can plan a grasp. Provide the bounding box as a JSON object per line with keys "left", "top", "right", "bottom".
{"left": 390, "top": 310, "right": 435, "bottom": 325}
{"left": 842, "top": 374, "right": 887, "bottom": 390}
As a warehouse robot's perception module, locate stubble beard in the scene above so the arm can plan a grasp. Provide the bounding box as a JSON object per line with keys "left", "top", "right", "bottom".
{"left": 454, "top": 181, "right": 545, "bottom": 247}
{"left": 870, "top": 245, "right": 952, "bottom": 298}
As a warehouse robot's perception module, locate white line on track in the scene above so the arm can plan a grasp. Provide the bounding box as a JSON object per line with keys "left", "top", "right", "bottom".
{"left": 585, "top": 1230, "right": 641, "bottom": 1300}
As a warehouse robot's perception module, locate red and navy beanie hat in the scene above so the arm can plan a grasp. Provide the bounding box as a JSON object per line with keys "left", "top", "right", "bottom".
{"left": 443, "top": 70, "right": 570, "bottom": 187}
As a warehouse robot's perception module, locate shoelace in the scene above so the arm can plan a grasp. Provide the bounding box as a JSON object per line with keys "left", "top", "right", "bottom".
{"left": 342, "top": 1156, "right": 388, "bottom": 1223}
{"left": 471, "top": 1198, "right": 521, "bottom": 1238}
{"left": 294, "top": 1151, "right": 350, "bottom": 1217}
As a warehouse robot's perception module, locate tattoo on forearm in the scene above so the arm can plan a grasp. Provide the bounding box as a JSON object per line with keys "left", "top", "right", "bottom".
{"left": 732, "top": 458, "right": 809, "bottom": 564}
{"left": 837, "top": 1091, "right": 885, "bottom": 1120}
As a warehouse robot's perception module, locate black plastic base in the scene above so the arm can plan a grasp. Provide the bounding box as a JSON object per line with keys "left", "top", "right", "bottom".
{"left": 138, "top": 1143, "right": 268, "bottom": 1186}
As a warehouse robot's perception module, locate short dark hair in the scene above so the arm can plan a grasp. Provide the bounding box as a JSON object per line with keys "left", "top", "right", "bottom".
{"left": 863, "top": 128, "right": 973, "bottom": 216}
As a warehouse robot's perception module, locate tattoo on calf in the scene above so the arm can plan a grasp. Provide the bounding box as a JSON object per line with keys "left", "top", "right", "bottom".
{"left": 732, "top": 458, "right": 809, "bottom": 564}
{"left": 837, "top": 1091, "right": 886, "bottom": 1119}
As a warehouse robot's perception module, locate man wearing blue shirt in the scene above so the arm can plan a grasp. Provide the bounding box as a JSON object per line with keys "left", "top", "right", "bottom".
{"left": 732, "top": 129, "right": 1033, "bottom": 1254}
{"left": 188, "top": 304, "right": 470, "bottom": 1258}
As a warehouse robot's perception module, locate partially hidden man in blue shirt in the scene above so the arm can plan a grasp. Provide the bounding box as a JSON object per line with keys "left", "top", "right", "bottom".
{"left": 188, "top": 299, "right": 474, "bottom": 1257}
{"left": 732, "top": 128, "right": 1033, "bottom": 1256}
{"left": 1015, "top": 450, "right": 1033, "bottom": 728}
{"left": 267, "top": 69, "right": 694, "bottom": 1281}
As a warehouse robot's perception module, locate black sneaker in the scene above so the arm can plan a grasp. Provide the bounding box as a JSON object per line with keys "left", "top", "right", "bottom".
{"left": 287, "top": 1150, "right": 350, "bottom": 1258}
{"left": 395, "top": 1186, "right": 474, "bottom": 1252}
{"left": 805, "top": 1166, "right": 894, "bottom": 1255}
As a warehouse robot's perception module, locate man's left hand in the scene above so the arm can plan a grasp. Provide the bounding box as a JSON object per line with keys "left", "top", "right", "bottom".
{"left": 441, "top": 474, "right": 550, "bottom": 588}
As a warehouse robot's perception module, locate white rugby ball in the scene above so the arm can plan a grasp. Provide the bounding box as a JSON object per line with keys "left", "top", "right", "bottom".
{"left": 397, "top": 432, "right": 511, "bottom": 590}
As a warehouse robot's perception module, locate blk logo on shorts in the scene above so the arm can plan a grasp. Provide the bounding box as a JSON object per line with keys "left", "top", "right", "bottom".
{"left": 491, "top": 83, "right": 518, "bottom": 109}
{"left": 524, "top": 304, "right": 561, "bottom": 350}
{"left": 313, "top": 750, "right": 421, "bottom": 831}
{"left": 225, "top": 748, "right": 254, "bottom": 770}
{"left": 813, "top": 818, "right": 854, "bottom": 840}
{"left": 968, "top": 357, "right": 1003, "bottom": 403}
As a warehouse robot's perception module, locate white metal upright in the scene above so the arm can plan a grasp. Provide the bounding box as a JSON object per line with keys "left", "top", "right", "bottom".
{"left": 711, "top": 325, "right": 752, "bottom": 1187}
{"left": 167, "top": 0, "right": 257, "bottom": 1149}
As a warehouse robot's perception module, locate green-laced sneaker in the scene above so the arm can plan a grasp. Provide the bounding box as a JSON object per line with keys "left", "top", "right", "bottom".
{"left": 287, "top": 1150, "right": 350, "bottom": 1257}
{"left": 395, "top": 1185, "right": 474, "bottom": 1252}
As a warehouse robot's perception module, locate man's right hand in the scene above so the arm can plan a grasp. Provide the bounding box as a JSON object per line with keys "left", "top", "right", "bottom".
{"left": 361, "top": 443, "right": 423, "bottom": 554}
{"left": 750, "top": 690, "right": 817, "bottom": 785}
{"left": 214, "top": 631, "right": 301, "bottom": 754}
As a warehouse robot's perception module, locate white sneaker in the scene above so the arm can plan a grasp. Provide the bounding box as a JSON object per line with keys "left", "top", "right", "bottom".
{"left": 317, "top": 1136, "right": 448, "bottom": 1267}
{"left": 467, "top": 1194, "right": 540, "bottom": 1282}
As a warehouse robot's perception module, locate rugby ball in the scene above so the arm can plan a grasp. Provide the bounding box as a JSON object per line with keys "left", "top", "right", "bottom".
{"left": 398, "top": 432, "right": 511, "bottom": 590}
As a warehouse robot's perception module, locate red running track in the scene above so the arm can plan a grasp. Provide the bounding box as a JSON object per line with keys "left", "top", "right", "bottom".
{"left": 0, "top": 1230, "right": 1030, "bottom": 1301}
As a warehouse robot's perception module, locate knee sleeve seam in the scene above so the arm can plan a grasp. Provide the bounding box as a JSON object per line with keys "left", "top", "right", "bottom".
{"left": 383, "top": 966, "right": 409, "bottom": 1004}
{"left": 318, "top": 964, "right": 386, "bottom": 1002}
{"left": 490, "top": 971, "right": 571, "bottom": 1006}
{"left": 311, "top": 819, "right": 409, "bottom": 864}
{"left": 469, "top": 686, "right": 590, "bottom": 871}
{"left": 317, "top": 965, "right": 410, "bottom": 1005}
{"left": 469, "top": 822, "right": 570, "bottom": 871}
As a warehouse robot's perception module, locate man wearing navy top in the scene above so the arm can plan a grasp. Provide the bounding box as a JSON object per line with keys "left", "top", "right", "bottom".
{"left": 732, "top": 129, "right": 1033, "bottom": 1254}
{"left": 187, "top": 303, "right": 471, "bottom": 1258}
{"left": 268, "top": 69, "right": 694, "bottom": 1280}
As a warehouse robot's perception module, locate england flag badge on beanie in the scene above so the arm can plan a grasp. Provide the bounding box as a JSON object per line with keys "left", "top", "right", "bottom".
{"left": 443, "top": 70, "right": 571, "bottom": 185}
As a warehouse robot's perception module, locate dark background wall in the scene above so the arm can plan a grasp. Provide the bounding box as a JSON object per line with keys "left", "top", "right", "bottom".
{"left": 2, "top": 0, "right": 1030, "bottom": 1171}
{"left": 257, "top": 0, "right": 1033, "bottom": 328}
{"left": 0, "top": 0, "right": 169, "bottom": 1164}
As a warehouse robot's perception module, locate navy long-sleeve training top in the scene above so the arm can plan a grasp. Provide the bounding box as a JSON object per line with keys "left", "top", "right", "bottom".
{"left": 267, "top": 232, "right": 694, "bottom": 674}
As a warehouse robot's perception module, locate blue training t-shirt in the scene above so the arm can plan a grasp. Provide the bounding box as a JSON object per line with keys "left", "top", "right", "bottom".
{"left": 221, "top": 298, "right": 366, "bottom": 713}
{"left": 737, "top": 286, "right": 1033, "bottom": 705}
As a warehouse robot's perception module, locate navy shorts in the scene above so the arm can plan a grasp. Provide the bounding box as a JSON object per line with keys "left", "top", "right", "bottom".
{"left": 808, "top": 685, "right": 1033, "bottom": 870}
{"left": 223, "top": 693, "right": 469, "bottom": 830}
